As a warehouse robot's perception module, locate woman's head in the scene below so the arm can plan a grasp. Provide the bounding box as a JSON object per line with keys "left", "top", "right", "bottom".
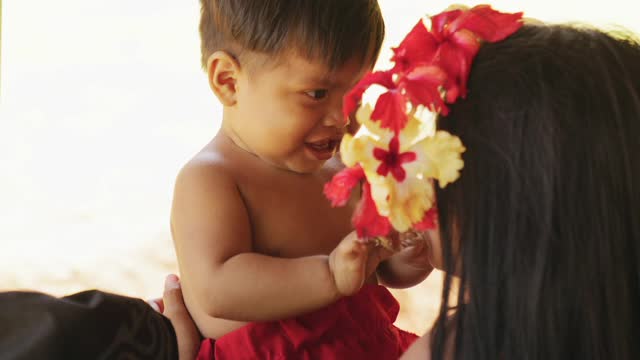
{"left": 433, "top": 24, "right": 640, "bottom": 359}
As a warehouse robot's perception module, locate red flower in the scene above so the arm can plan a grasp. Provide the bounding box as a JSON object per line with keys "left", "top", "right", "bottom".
{"left": 429, "top": 12, "right": 480, "bottom": 102}
{"left": 370, "top": 90, "right": 408, "bottom": 132}
{"left": 390, "top": 21, "right": 451, "bottom": 114}
{"left": 389, "top": 6, "right": 524, "bottom": 107}
{"left": 343, "top": 70, "right": 410, "bottom": 133}
{"left": 399, "top": 65, "right": 449, "bottom": 114}
{"left": 343, "top": 71, "right": 396, "bottom": 119}
{"left": 445, "top": 5, "right": 524, "bottom": 43}
{"left": 323, "top": 166, "right": 365, "bottom": 207}
{"left": 373, "top": 137, "right": 417, "bottom": 182}
{"left": 353, "top": 182, "right": 392, "bottom": 238}
{"left": 430, "top": 6, "right": 523, "bottom": 102}
{"left": 391, "top": 20, "right": 438, "bottom": 73}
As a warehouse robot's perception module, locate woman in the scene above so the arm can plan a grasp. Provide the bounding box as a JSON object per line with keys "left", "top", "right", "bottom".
{"left": 402, "top": 23, "right": 640, "bottom": 359}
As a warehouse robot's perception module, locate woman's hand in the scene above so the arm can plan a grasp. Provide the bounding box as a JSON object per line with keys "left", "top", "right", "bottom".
{"left": 376, "top": 231, "right": 434, "bottom": 288}
{"left": 397, "top": 231, "right": 434, "bottom": 269}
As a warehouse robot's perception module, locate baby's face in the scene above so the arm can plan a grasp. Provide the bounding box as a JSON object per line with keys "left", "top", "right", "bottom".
{"left": 230, "top": 52, "right": 369, "bottom": 174}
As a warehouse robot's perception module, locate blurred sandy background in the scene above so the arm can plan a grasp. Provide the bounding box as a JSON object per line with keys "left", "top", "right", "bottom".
{"left": 0, "top": 0, "right": 637, "bottom": 336}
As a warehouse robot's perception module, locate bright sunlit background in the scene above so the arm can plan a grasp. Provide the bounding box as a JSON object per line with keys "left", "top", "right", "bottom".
{"left": 1, "top": 0, "right": 638, "bottom": 335}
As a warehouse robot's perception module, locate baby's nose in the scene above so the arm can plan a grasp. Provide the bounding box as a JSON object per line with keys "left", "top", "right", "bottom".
{"left": 322, "top": 112, "right": 348, "bottom": 128}
{"left": 322, "top": 98, "right": 348, "bottom": 128}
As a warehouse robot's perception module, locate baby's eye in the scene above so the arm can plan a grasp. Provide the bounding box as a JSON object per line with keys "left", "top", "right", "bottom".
{"left": 304, "top": 89, "right": 329, "bottom": 100}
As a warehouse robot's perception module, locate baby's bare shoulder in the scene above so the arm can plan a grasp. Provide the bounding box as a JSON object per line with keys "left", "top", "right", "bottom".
{"left": 174, "top": 144, "right": 239, "bottom": 199}
{"left": 171, "top": 144, "right": 251, "bottom": 240}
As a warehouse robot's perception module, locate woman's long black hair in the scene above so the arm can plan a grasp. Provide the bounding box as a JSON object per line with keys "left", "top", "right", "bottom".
{"left": 432, "top": 24, "right": 640, "bottom": 360}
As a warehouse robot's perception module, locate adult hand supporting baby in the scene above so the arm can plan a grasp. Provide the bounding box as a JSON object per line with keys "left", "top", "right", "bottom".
{"left": 151, "top": 275, "right": 202, "bottom": 360}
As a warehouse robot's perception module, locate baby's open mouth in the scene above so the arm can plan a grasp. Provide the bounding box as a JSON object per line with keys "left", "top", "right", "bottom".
{"left": 305, "top": 138, "right": 341, "bottom": 160}
{"left": 307, "top": 139, "right": 339, "bottom": 152}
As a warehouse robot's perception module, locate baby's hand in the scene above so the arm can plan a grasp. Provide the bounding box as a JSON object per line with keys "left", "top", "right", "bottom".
{"left": 328, "top": 231, "right": 393, "bottom": 296}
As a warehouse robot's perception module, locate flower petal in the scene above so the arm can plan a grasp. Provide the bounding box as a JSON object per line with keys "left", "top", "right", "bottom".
{"left": 401, "top": 65, "right": 449, "bottom": 114}
{"left": 421, "top": 131, "right": 466, "bottom": 188}
{"left": 323, "top": 166, "right": 365, "bottom": 207}
{"left": 391, "top": 19, "right": 438, "bottom": 72}
{"left": 449, "top": 29, "right": 481, "bottom": 59}
{"left": 366, "top": 171, "right": 392, "bottom": 216}
{"left": 339, "top": 132, "right": 379, "bottom": 170}
{"left": 353, "top": 182, "right": 392, "bottom": 238}
{"left": 430, "top": 9, "right": 464, "bottom": 38}
{"left": 343, "top": 71, "right": 396, "bottom": 119}
{"left": 386, "top": 177, "right": 435, "bottom": 232}
{"left": 433, "top": 41, "right": 475, "bottom": 103}
{"left": 455, "top": 5, "right": 524, "bottom": 42}
{"left": 413, "top": 206, "right": 438, "bottom": 231}
{"left": 354, "top": 104, "right": 392, "bottom": 140}
{"left": 371, "top": 90, "right": 408, "bottom": 132}
{"left": 397, "top": 113, "right": 435, "bottom": 152}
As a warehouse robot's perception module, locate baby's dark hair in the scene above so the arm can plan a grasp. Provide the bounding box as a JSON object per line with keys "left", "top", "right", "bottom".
{"left": 198, "top": 0, "right": 385, "bottom": 71}
{"left": 434, "top": 24, "right": 640, "bottom": 360}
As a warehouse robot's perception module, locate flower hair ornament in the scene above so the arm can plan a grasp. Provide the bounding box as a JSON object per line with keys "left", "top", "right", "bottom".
{"left": 324, "top": 5, "right": 523, "bottom": 249}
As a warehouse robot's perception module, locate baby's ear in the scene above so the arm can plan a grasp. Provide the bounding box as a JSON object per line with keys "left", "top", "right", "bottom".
{"left": 206, "top": 51, "right": 240, "bottom": 106}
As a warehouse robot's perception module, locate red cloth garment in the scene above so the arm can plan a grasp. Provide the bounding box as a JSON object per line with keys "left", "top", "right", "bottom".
{"left": 197, "top": 285, "right": 417, "bottom": 359}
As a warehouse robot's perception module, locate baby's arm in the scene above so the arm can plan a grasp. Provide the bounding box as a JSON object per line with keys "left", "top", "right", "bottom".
{"left": 171, "top": 160, "right": 381, "bottom": 338}
{"left": 376, "top": 232, "right": 434, "bottom": 289}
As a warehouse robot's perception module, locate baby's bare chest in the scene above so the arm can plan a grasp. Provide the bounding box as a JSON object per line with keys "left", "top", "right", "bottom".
{"left": 239, "top": 174, "right": 357, "bottom": 257}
